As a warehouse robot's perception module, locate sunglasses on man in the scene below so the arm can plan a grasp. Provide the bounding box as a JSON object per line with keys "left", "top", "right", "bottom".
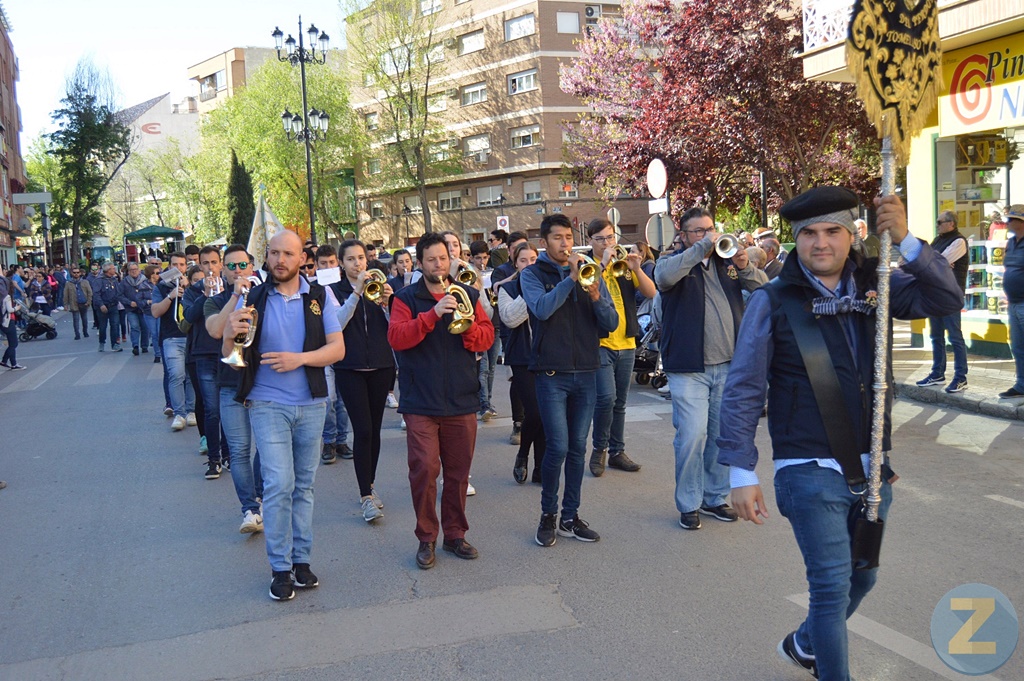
{"left": 225, "top": 262, "right": 251, "bottom": 271}
{"left": 300, "top": 264, "right": 316, "bottom": 271}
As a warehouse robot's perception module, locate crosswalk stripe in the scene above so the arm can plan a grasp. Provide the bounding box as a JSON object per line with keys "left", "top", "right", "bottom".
{"left": 0, "top": 358, "right": 76, "bottom": 393}
{"left": 74, "top": 353, "right": 131, "bottom": 386}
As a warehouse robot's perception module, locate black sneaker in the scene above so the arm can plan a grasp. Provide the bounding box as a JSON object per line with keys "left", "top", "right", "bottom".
{"left": 999, "top": 387, "right": 1024, "bottom": 399}
{"left": 336, "top": 443, "right": 354, "bottom": 460}
{"left": 557, "top": 515, "right": 600, "bottom": 542}
{"left": 536, "top": 513, "right": 557, "bottom": 547}
{"left": 699, "top": 503, "right": 738, "bottom": 522}
{"left": 222, "top": 457, "right": 230, "bottom": 471}
{"left": 679, "top": 511, "right": 702, "bottom": 530}
{"left": 292, "top": 563, "right": 319, "bottom": 588}
{"left": 915, "top": 374, "right": 944, "bottom": 387}
{"left": 269, "top": 571, "right": 295, "bottom": 601}
{"left": 513, "top": 455, "right": 528, "bottom": 484}
{"left": 321, "top": 442, "right": 337, "bottom": 465}
{"left": 531, "top": 468, "right": 542, "bottom": 484}
{"left": 777, "top": 631, "right": 818, "bottom": 678}
{"left": 112, "top": 345, "right": 123, "bottom": 353}
{"left": 945, "top": 377, "right": 968, "bottom": 393}
{"left": 204, "top": 462, "right": 221, "bottom": 480}
{"left": 132, "top": 346, "right": 140, "bottom": 356}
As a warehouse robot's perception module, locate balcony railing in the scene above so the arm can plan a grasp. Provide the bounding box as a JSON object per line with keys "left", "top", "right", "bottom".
{"left": 199, "top": 89, "right": 218, "bottom": 102}
{"left": 802, "top": 0, "right": 959, "bottom": 53}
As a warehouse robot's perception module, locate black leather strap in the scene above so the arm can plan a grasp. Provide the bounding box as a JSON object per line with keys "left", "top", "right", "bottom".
{"left": 777, "top": 289, "right": 866, "bottom": 486}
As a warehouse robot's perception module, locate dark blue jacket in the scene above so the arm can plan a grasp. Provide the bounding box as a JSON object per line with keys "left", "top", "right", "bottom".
{"left": 329, "top": 277, "right": 395, "bottom": 370}
{"left": 117, "top": 275, "right": 148, "bottom": 312}
{"left": 500, "top": 278, "right": 532, "bottom": 367}
{"left": 1002, "top": 233, "right": 1024, "bottom": 304}
{"left": 183, "top": 280, "right": 224, "bottom": 358}
{"left": 393, "top": 278, "right": 480, "bottom": 417}
{"left": 93, "top": 275, "right": 120, "bottom": 308}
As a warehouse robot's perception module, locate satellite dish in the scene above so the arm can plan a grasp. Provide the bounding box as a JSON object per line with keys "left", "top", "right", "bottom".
{"left": 646, "top": 159, "right": 668, "bottom": 199}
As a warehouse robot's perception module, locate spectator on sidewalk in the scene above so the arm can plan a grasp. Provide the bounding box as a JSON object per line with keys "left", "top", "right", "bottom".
{"left": 1000, "top": 205, "right": 1024, "bottom": 399}
{"left": 2, "top": 286, "right": 25, "bottom": 370}
{"left": 916, "top": 210, "right": 969, "bottom": 394}
{"left": 63, "top": 266, "right": 93, "bottom": 340}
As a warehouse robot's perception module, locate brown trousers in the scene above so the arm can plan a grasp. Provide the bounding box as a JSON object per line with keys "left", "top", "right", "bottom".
{"left": 405, "top": 412, "right": 477, "bottom": 542}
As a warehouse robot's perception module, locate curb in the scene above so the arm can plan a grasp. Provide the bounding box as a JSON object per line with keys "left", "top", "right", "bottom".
{"left": 896, "top": 380, "right": 1024, "bottom": 422}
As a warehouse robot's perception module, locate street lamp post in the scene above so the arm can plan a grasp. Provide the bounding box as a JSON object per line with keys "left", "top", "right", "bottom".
{"left": 272, "top": 17, "right": 330, "bottom": 246}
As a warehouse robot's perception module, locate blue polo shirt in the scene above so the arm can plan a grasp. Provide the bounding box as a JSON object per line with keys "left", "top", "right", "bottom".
{"left": 245, "top": 278, "right": 342, "bottom": 406}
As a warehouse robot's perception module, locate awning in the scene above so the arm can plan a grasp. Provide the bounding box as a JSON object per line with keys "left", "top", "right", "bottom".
{"left": 124, "top": 225, "right": 186, "bottom": 241}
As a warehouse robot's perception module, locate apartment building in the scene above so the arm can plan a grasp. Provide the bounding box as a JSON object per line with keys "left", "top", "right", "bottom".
{"left": 0, "top": 4, "right": 27, "bottom": 269}
{"left": 350, "top": 0, "right": 650, "bottom": 247}
{"left": 187, "top": 47, "right": 275, "bottom": 113}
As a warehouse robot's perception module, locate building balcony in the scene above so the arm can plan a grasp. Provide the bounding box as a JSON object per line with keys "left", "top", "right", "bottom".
{"left": 801, "top": 0, "right": 1024, "bottom": 82}
{"left": 199, "top": 89, "right": 218, "bottom": 102}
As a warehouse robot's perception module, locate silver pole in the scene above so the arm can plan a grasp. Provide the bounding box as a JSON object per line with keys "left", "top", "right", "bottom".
{"left": 866, "top": 136, "right": 895, "bottom": 522}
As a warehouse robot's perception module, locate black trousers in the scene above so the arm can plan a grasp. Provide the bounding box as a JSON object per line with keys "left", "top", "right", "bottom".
{"left": 186, "top": 360, "right": 206, "bottom": 438}
{"left": 511, "top": 365, "right": 545, "bottom": 469}
{"left": 336, "top": 367, "right": 396, "bottom": 497}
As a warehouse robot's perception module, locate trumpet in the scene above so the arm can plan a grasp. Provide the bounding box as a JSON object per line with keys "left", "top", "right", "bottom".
{"left": 565, "top": 250, "right": 601, "bottom": 288}
{"left": 445, "top": 283, "right": 475, "bottom": 334}
{"left": 715, "top": 234, "right": 739, "bottom": 259}
{"left": 363, "top": 269, "right": 388, "bottom": 302}
{"left": 455, "top": 265, "right": 477, "bottom": 286}
{"left": 608, "top": 244, "right": 631, "bottom": 278}
{"left": 221, "top": 287, "right": 258, "bottom": 368}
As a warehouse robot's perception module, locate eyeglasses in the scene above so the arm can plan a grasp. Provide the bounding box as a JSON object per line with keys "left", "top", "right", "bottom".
{"left": 591, "top": 235, "right": 616, "bottom": 243}
{"left": 225, "top": 262, "right": 250, "bottom": 271}
{"left": 685, "top": 228, "right": 711, "bottom": 236}
{"left": 937, "top": 219, "right": 951, "bottom": 225}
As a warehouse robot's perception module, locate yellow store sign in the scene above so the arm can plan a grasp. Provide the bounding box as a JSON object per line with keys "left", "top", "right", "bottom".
{"left": 939, "top": 32, "right": 1024, "bottom": 136}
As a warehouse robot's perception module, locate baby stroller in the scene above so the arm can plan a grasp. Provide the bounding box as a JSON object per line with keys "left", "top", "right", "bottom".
{"left": 633, "top": 314, "right": 667, "bottom": 390}
{"left": 17, "top": 301, "right": 57, "bottom": 341}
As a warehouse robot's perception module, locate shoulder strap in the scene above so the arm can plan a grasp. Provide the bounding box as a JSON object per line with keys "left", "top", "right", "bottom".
{"left": 775, "top": 286, "right": 866, "bottom": 486}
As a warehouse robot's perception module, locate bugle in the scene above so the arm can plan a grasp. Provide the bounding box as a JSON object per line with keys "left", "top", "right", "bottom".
{"left": 363, "top": 269, "right": 388, "bottom": 302}
{"left": 715, "top": 234, "right": 739, "bottom": 259}
{"left": 608, "top": 245, "right": 630, "bottom": 278}
{"left": 567, "top": 251, "right": 601, "bottom": 288}
{"left": 456, "top": 266, "right": 478, "bottom": 286}
{"left": 445, "top": 283, "right": 475, "bottom": 334}
{"left": 221, "top": 287, "right": 258, "bottom": 368}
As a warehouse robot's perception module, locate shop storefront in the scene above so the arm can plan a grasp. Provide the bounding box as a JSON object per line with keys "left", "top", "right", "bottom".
{"left": 906, "top": 29, "right": 1024, "bottom": 357}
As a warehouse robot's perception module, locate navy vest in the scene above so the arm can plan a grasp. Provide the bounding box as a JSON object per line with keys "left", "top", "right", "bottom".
{"left": 762, "top": 253, "right": 893, "bottom": 460}
{"left": 659, "top": 252, "right": 745, "bottom": 373}
{"left": 500, "top": 278, "right": 532, "bottom": 367}
{"left": 393, "top": 278, "right": 480, "bottom": 417}
{"left": 930, "top": 229, "right": 968, "bottom": 292}
{"left": 234, "top": 280, "right": 329, "bottom": 403}
{"left": 329, "top": 278, "right": 396, "bottom": 370}
{"left": 524, "top": 258, "right": 604, "bottom": 373}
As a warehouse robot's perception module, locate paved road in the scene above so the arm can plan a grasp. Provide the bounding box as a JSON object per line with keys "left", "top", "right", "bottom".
{"left": 1, "top": 313, "right": 1022, "bottom": 680}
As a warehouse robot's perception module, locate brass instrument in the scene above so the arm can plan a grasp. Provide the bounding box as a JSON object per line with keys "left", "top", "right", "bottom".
{"left": 363, "top": 269, "right": 388, "bottom": 302}
{"left": 445, "top": 283, "right": 475, "bottom": 334}
{"left": 221, "top": 287, "right": 258, "bottom": 368}
{"left": 715, "top": 234, "right": 739, "bottom": 259}
{"left": 608, "top": 245, "right": 631, "bottom": 277}
{"left": 456, "top": 266, "right": 478, "bottom": 286}
{"left": 573, "top": 252, "right": 601, "bottom": 288}
{"left": 487, "top": 288, "right": 498, "bottom": 307}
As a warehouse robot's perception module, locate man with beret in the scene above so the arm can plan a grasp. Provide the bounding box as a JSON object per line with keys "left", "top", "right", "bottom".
{"left": 717, "top": 187, "right": 962, "bottom": 680}
{"left": 1000, "top": 205, "right": 1024, "bottom": 399}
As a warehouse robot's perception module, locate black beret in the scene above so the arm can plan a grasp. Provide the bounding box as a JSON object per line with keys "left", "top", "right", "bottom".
{"left": 780, "top": 186, "right": 859, "bottom": 223}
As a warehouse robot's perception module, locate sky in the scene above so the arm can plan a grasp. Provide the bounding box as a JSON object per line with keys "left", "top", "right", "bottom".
{"left": 9, "top": 0, "right": 347, "bottom": 151}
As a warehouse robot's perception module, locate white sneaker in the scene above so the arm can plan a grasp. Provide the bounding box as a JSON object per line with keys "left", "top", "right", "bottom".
{"left": 386, "top": 393, "right": 399, "bottom": 409}
{"left": 371, "top": 488, "right": 384, "bottom": 509}
{"left": 361, "top": 497, "right": 383, "bottom": 522}
{"left": 185, "top": 412, "right": 197, "bottom": 427}
{"left": 239, "top": 510, "right": 263, "bottom": 534}
{"left": 400, "top": 417, "right": 406, "bottom": 431}
{"left": 657, "top": 384, "right": 671, "bottom": 394}
{"left": 171, "top": 415, "right": 186, "bottom": 431}
{"left": 466, "top": 476, "right": 476, "bottom": 497}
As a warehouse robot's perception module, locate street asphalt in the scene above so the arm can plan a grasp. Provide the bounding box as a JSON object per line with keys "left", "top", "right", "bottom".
{"left": 0, "top": 311, "right": 1022, "bottom": 680}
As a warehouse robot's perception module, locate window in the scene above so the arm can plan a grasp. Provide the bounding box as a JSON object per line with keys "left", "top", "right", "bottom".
{"left": 508, "top": 69, "right": 537, "bottom": 95}
{"left": 370, "top": 201, "right": 384, "bottom": 218}
{"left": 461, "top": 81, "right": 487, "bottom": 106}
{"left": 504, "top": 13, "right": 535, "bottom": 41}
{"left": 381, "top": 46, "right": 411, "bottom": 76}
{"left": 511, "top": 124, "right": 540, "bottom": 149}
{"left": 365, "top": 112, "right": 379, "bottom": 131}
{"left": 463, "top": 133, "right": 491, "bottom": 157}
{"left": 424, "top": 43, "right": 445, "bottom": 65}
{"left": 558, "top": 182, "right": 579, "bottom": 199}
{"left": 438, "top": 190, "right": 462, "bottom": 212}
{"left": 420, "top": 0, "right": 442, "bottom": 16}
{"left": 556, "top": 12, "right": 580, "bottom": 34}
{"left": 427, "top": 94, "right": 448, "bottom": 113}
{"left": 477, "top": 185, "right": 503, "bottom": 207}
{"left": 367, "top": 158, "right": 382, "bottom": 175}
{"left": 523, "top": 180, "right": 542, "bottom": 203}
{"left": 428, "top": 142, "right": 452, "bottom": 162}
{"left": 405, "top": 195, "right": 423, "bottom": 213}
{"left": 458, "top": 30, "right": 484, "bottom": 55}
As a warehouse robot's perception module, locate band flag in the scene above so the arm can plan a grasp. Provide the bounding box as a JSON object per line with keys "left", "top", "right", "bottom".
{"left": 846, "top": 0, "right": 943, "bottom": 165}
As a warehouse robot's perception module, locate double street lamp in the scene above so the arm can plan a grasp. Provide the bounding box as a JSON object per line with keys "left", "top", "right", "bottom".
{"left": 272, "top": 17, "right": 330, "bottom": 246}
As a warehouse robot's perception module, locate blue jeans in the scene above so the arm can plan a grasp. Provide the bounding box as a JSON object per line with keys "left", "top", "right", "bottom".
{"left": 94, "top": 306, "right": 120, "bottom": 348}
{"left": 775, "top": 462, "right": 894, "bottom": 681}
{"left": 592, "top": 347, "right": 635, "bottom": 454}
{"left": 478, "top": 342, "right": 499, "bottom": 411}
{"left": 220, "top": 388, "right": 262, "bottom": 516}
{"left": 195, "top": 358, "right": 228, "bottom": 464}
{"left": 247, "top": 400, "right": 327, "bottom": 572}
{"left": 536, "top": 371, "right": 597, "bottom": 518}
{"left": 162, "top": 337, "right": 195, "bottom": 418}
{"left": 2, "top": 321, "right": 18, "bottom": 365}
{"left": 1009, "top": 301, "right": 1024, "bottom": 392}
{"left": 127, "top": 310, "right": 150, "bottom": 351}
{"left": 143, "top": 315, "right": 160, "bottom": 357}
{"left": 668, "top": 364, "right": 730, "bottom": 513}
{"left": 928, "top": 312, "right": 967, "bottom": 380}
{"left": 321, "top": 365, "right": 350, "bottom": 444}
{"left": 71, "top": 308, "right": 89, "bottom": 338}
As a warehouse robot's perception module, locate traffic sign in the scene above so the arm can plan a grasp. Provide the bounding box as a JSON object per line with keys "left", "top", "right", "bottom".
{"left": 645, "top": 214, "right": 674, "bottom": 251}
{"left": 607, "top": 207, "right": 621, "bottom": 227}
{"left": 496, "top": 215, "right": 509, "bottom": 230}
{"left": 646, "top": 159, "right": 667, "bottom": 199}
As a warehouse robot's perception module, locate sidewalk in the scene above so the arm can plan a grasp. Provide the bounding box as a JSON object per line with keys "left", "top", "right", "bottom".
{"left": 892, "top": 321, "right": 1024, "bottom": 421}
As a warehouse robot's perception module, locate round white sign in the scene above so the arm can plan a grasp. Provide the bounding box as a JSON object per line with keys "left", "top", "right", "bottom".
{"left": 646, "top": 159, "right": 668, "bottom": 199}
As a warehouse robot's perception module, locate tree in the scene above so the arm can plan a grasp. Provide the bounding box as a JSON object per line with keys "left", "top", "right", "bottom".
{"left": 346, "top": 0, "right": 463, "bottom": 233}
{"left": 46, "top": 58, "right": 132, "bottom": 261}
{"left": 24, "top": 137, "right": 77, "bottom": 246}
{"left": 560, "top": 0, "right": 879, "bottom": 217}
{"left": 227, "top": 149, "right": 256, "bottom": 246}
